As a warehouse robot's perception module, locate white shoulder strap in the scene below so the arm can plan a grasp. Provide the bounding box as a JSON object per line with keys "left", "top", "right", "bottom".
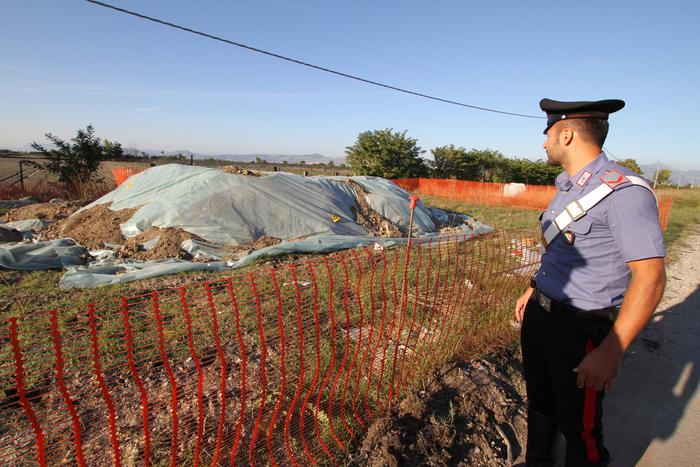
{"left": 543, "top": 173, "right": 655, "bottom": 246}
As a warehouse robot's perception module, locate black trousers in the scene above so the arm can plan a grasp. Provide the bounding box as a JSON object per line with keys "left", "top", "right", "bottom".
{"left": 521, "top": 299, "right": 613, "bottom": 465}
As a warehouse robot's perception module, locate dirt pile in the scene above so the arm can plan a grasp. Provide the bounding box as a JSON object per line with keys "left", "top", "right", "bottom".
{"left": 45, "top": 203, "right": 139, "bottom": 250}
{"left": 357, "top": 349, "right": 527, "bottom": 466}
{"left": 221, "top": 165, "right": 263, "bottom": 176}
{"left": 2, "top": 200, "right": 87, "bottom": 222}
{"left": 118, "top": 227, "right": 202, "bottom": 260}
{"left": 349, "top": 181, "right": 404, "bottom": 238}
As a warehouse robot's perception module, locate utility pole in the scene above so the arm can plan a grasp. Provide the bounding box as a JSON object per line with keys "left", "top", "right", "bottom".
{"left": 653, "top": 163, "right": 661, "bottom": 189}
{"left": 19, "top": 160, "right": 25, "bottom": 191}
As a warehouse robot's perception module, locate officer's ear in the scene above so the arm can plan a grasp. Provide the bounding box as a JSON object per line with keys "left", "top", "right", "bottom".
{"left": 558, "top": 125, "right": 574, "bottom": 146}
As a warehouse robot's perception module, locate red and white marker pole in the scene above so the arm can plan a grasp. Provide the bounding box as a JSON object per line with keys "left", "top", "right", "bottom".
{"left": 407, "top": 196, "right": 418, "bottom": 248}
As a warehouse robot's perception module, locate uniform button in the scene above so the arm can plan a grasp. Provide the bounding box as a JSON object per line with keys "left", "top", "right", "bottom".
{"left": 542, "top": 272, "right": 547, "bottom": 276}
{"left": 551, "top": 210, "right": 556, "bottom": 214}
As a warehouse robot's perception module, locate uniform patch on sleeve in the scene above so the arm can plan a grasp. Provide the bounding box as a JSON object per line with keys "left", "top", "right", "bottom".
{"left": 576, "top": 170, "right": 592, "bottom": 187}
{"left": 601, "top": 169, "right": 629, "bottom": 189}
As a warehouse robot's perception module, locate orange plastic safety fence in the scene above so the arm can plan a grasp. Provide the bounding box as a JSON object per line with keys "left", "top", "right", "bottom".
{"left": 392, "top": 178, "right": 556, "bottom": 210}
{"left": 112, "top": 167, "right": 146, "bottom": 186}
{"left": 657, "top": 194, "right": 673, "bottom": 232}
{"left": 0, "top": 230, "right": 540, "bottom": 465}
{"left": 394, "top": 178, "right": 674, "bottom": 232}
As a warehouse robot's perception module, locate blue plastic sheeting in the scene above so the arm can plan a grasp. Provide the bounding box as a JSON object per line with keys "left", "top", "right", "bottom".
{"left": 78, "top": 165, "right": 442, "bottom": 245}
{"left": 58, "top": 229, "right": 493, "bottom": 289}
{"left": 0, "top": 239, "right": 87, "bottom": 271}
{"left": 3, "top": 165, "right": 493, "bottom": 288}
{"left": 59, "top": 258, "right": 231, "bottom": 289}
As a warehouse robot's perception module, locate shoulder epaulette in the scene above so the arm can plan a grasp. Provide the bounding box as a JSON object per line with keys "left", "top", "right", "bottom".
{"left": 543, "top": 170, "right": 655, "bottom": 247}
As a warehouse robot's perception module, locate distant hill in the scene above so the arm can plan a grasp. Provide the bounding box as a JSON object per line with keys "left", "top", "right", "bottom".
{"left": 3, "top": 145, "right": 346, "bottom": 165}
{"left": 639, "top": 163, "right": 700, "bottom": 186}
{"left": 137, "top": 149, "right": 344, "bottom": 165}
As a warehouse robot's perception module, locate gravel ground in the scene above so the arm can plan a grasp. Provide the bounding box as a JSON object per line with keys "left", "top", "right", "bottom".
{"left": 603, "top": 226, "right": 700, "bottom": 466}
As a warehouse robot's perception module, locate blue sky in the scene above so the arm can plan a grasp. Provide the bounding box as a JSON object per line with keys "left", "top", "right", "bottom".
{"left": 2, "top": 1, "right": 698, "bottom": 169}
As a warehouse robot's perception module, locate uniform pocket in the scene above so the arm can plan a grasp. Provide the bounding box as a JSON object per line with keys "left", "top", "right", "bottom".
{"left": 569, "top": 217, "right": 592, "bottom": 235}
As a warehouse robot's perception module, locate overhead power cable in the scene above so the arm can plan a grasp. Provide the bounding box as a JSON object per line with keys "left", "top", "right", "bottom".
{"left": 602, "top": 146, "right": 621, "bottom": 161}
{"left": 85, "top": 0, "right": 544, "bottom": 119}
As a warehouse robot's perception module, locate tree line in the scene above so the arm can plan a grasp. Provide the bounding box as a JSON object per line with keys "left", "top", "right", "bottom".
{"left": 18, "top": 125, "right": 652, "bottom": 188}
{"left": 345, "top": 128, "right": 646, "bottom": 185}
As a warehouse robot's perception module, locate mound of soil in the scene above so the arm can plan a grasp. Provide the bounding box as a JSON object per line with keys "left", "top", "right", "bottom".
{"left": 118, "top": 227, "right": 202, "bottom": 260}
{"left": 234, "top": 234, "right": 281, "bottom": 251}
{"left": 356, "top": 349, "right": 527, "bottom": 466}
{"left": 46, "top": 203, "right": 139, "bottom": 250}
{"left": 221, "top": 165, "right": 263, "bottom": 176}
{"left": 2, "top": 200, "right": 87, "bottom": 222}
{"left": 349, "top": 181, "right": 404, "bottom": 238}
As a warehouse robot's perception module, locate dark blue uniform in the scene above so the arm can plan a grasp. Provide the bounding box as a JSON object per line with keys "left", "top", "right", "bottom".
{"left": 522, "top": 153, "right": 665, "bottom": 466}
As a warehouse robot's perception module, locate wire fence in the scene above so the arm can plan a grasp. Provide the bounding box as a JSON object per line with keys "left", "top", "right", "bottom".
{"left": 393, "top": 178, "right": 674, "bottom": 232}
{"left": 0, "top": 229, "right": 540, "bottom": 465}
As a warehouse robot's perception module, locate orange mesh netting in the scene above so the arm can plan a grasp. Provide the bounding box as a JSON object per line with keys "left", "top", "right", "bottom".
{"left": 1, "top": 230, "right": 541, "bottom": 465}
{"left": 393, "top": 178, "right": 673, "bottom": 232}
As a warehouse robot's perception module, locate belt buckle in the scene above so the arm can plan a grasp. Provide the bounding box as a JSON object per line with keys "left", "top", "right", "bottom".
{"left": 538, "top": 292, "right": 552, "bottom": 312}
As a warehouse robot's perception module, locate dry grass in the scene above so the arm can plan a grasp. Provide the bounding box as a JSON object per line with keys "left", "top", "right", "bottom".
{"left": 0, "top": 180, "right": 112, "bottom": 204}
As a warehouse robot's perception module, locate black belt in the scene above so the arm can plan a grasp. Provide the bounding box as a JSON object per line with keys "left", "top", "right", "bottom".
{"left": 530, "top": 288, "right": 618, "bottom": 322}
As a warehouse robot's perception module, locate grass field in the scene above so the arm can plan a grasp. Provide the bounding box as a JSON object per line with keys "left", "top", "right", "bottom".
{"left": 0, "top": 154, "right": 352, "bottom": 189}
{"left": 0, "top": 184, "right": 696, "bottom": 464}
{"left": 422, "top": 188, "right": 700, "bottom": 254}
{"left": 2, "top": 189, "right": 698, "bottom": 322}
{"left": 655, "top": 188, "right": 700, "bottom": 255}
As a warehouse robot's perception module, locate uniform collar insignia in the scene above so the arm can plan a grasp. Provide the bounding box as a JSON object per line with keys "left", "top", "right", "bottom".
{"left": 576, "top": 170, "right": 592, "bottom": 187}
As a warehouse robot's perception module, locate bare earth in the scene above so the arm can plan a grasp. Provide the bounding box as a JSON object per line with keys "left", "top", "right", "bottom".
{"left": 359, "top": 227, "right": 700, "bottom": 467}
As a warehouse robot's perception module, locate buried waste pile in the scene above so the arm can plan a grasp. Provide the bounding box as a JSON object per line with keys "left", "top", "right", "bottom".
{"left": 0, "top": 164, "right": 491, "bottom": 287}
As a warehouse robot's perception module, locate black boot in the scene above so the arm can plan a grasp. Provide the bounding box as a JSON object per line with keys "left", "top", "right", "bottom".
{"left": 564, "top": 449, "right": 611, "bottom": 467}
{"left": 524, "top": 407, "right": 560, "bottom": 467}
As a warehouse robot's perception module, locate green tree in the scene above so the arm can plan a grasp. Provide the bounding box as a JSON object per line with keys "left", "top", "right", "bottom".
{"left": 346, "top": 129, "right": 428, "bottom": 178}
{"left": 656, "top": 168, "right": 672, "bottom": 186}
{"left": 102, "top": 139, "right": 124, "bottom": 159}
{"left": 505, "top": 158, "right": 560, "bottom": 185}
{"left": 430, "top": 146, "right": 507, "bottom": 182}
{"left": 617, "top": 158, "right": 642, "bottom": 174}
{"left": 431, "top": 145, "right": 478, "bottom": 179}
{"left": 30, "top": 124, "right": 105, "bottom": 185}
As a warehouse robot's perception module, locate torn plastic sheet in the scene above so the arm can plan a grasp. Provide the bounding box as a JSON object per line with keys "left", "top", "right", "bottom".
{"left": 4, "top": 218, "right": 49, "bottom": 233}
{"left": 2, "top": 218, "right": 49, "bottom": 240}
{"left": 77, "top": 165, "right": 442, "bottom": 245}
{"left": 0, "top": 239, "right": 87, "bottom": 271}
{"left": 182, "top": 239, "right": 232, "bottom": 261}
{"left": 59, "top": 259, "right": 231, "bottom": 289}
{"left": 58, "top": 228, "right": 492, "bottom": 289}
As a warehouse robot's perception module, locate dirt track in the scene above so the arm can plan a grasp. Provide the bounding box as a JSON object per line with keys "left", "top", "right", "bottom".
{"left": 603, "top": 226, "right": 700, "bottom": 466}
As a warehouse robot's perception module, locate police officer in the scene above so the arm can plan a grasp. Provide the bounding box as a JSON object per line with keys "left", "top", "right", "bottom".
{"left": 514, "top": 98, "right": 666, "bottom": 466}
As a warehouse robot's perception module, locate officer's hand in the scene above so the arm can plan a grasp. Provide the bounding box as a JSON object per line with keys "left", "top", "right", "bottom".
{"left": 514, "top": 287, "right": 534, "bottom": 322}
{"left": 575, "top": 345, "right": 622, "bottom": 392}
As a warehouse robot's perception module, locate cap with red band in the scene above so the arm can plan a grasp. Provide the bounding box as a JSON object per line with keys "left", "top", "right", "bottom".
{"left": 540, "top": 98, "right": 625, "bottom": 134}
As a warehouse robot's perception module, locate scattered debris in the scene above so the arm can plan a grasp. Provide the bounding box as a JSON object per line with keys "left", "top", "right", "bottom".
{"left": 348, "top": 181, "right": 403, "bottom": 238}
{"left": 118, "top": 227, "right": 202, "bottom": 261}
{"left": 221, "top": 165, "right": 263, "bottom": 176}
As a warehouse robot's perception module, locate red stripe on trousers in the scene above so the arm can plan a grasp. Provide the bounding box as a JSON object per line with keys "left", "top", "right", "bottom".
{"left": 582, "top": 338, "right": 600, "bottom": 462}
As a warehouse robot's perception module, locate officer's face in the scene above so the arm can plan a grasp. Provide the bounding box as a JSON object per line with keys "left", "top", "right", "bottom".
{"left": 543, "top": 125, "right": 564, "bottom": 166}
